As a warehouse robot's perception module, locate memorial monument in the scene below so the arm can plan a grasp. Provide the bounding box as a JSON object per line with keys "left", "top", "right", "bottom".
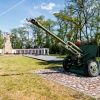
{"left": 3, "top": 34, "right": 12, "bottom": 54}
{"left": 1, "top": 33, "right": 49, "bottom": 55}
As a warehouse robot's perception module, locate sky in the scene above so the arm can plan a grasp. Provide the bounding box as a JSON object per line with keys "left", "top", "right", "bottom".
{"left": 0, "top": 0, "right": 65, "bottom": 33}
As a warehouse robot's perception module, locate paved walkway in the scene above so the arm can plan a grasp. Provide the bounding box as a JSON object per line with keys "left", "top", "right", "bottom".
{"left": 31, "top": 68, "right": 100, "bottom": 99}
{"left": 24, "top": 55, "right": 63, "bottom": 62}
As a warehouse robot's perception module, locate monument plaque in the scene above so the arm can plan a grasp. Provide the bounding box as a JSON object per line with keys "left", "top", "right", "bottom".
{"left": 3, "top": 34, "right": 12, "bottom": 54}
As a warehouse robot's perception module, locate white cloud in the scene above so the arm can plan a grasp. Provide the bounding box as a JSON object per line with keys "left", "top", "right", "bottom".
{"left": 53, "top": 11, "right": 59, "bottom": 14}
{"left": 19, "top": 24, "right": 24, "bottom": 27}
{"left": 20, "top": 18, "right": 26, "bottom": 23}
{"left": 20, "top": 18, "right": 30, "bottom": 25}
{"left": 33, "top": 3, "right": 56, "bottom": 11}
{"left": 41, "top": 3, "right": 56, "bottom": 10}
{"left": 18, "top": 18, "right": 31, "bottom": 28}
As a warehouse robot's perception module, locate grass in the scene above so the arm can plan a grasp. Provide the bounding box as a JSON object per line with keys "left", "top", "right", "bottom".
{"left": 97, "top": 57, "right": 100, "bottom": 61}
{"left": 0, "top": 55, "right": 96, "bottom": 100}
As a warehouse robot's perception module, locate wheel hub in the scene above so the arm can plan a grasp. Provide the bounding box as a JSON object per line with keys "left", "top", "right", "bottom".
{"left": 89, "top": 61, "right": 98, "bottom": 74}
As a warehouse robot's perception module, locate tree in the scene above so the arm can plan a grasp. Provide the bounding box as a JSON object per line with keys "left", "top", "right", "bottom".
{"left": 0, "top": 30, "right": 4, "bottom": 48}
{"left": 64, "top": 0, "right": 99, "bottom": 43}
{"left": 10, "top": 27, "right": 31, "bottom": 49}
{"left": 54, "top": 9, "right": 77, "bottom": 42}
{"left": 10, "top": 28, "right": 19, "bottom": 49}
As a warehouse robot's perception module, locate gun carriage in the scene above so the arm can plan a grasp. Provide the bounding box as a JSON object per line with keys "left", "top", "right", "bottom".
{"left": 27, "top": 18, "right": 100, "bottom": 77}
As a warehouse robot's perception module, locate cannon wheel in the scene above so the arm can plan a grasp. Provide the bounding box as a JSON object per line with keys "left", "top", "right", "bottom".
{"left": 87, "top": 59, "right": 100, "bottom": 77}
{"left": 63, "top": 56, "right": 72, "bottom": 71}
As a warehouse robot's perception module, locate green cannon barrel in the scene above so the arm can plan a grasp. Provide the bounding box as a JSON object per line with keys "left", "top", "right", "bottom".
{"left": 27, "top": 18, "right": 66, "bottom": 45}
{"left": 27, "top": 18, "right": 83, "bottom": 58}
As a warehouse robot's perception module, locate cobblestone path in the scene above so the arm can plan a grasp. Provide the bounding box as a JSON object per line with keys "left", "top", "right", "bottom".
{"left": 31, "top": 68, "right": 100, "bottom": 99}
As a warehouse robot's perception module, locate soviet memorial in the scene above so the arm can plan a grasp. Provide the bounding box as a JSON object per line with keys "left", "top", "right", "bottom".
{"left": 3, "top": 34, "right": 12, "bottom": 54}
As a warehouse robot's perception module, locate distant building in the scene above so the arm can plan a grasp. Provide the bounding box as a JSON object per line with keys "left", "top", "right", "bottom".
{"left": 0, "top": 34, "right": 49, "bottom": 55}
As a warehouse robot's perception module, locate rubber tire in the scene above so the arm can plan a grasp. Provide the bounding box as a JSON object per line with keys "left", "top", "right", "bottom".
{"left": 63, "top": 56, "right": 72, "bottom": 71}
{"left": 87, "top": 59, "right": 100, "bottom": 77}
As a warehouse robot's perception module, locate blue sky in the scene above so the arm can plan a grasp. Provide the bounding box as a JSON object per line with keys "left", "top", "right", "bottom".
{"left": 0, "top": 0, "right": 65, "bottom": 33}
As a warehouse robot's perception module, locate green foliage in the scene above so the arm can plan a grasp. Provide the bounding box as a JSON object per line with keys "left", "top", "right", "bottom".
{"left": 0, "top": 30, "right": 4, "bottom": 48}
{"left": 1, "top": 0, "right": 98, "bottom": 54}
{"left": 10, "top": 27, "right": 33, "bottom": 49}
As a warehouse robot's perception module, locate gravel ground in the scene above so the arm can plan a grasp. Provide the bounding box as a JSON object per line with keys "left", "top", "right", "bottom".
{"left": 31, "top": 68, "right": 100, "bottom": 99}
{"left": 25, "top": 55, "right": 100, "bottom": 99}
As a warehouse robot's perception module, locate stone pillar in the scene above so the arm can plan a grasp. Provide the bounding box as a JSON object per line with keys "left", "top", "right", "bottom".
{"left": 37, "top": 49, "right": 39, "bottom": 54}
{"left": 44, "top": 49, "right": 46, "bottom": 55}
{"left": 3, "top": 34, "right": 12, "bottom": 54}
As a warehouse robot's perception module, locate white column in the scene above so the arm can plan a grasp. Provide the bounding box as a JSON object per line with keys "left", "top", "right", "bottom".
{"left": 38, "top": 49, "right": 39, "bottom": 54}
{"left": 32, "top": 50, "right": 34, "bottom": 54}
{"left": 36, "top": 49, "right": 38, "bottom": 54}
{"left": 47, "top": 49, "right": 49, "bottom": 55}
{"left": 44, "top": 49, "right": 45, "bottom": 55}
{"left": 20, "top": 50, "right": 21, "bottom": 54}
{"left": 34, "top": 50, "right": 36, "bottom": 54}
{"left": 19, "top": 50, "right": 21, "bottom": 54}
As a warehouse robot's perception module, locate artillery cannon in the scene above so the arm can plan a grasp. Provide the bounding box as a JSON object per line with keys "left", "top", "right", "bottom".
{"left": 27, "top": 18, "right": 100, "bottom": 77}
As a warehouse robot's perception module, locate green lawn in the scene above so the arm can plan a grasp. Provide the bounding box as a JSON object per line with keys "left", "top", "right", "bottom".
{"left": 97, "top": 57, "right": 100, "bottom": 61}
{"left": 0, "top": 55, "right": 96, "bottom": 100}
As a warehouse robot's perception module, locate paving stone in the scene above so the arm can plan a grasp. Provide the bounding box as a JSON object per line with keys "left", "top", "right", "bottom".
{"left": 31, "top": 68, "right": 100, "bottom": 99}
